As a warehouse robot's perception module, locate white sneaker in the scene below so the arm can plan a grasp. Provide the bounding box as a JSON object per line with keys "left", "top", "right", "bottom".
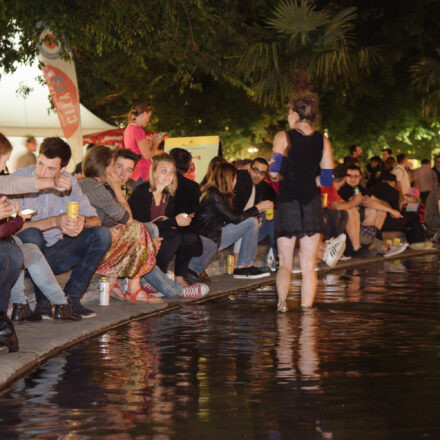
{"left": 180, "top": 283, "right": 209, "bottom": 298}
{"left": 324, "top": 234, "right": 346, "bottom": 267}
{"left": 384, "top": 242, "right": 409, "bottom": 257}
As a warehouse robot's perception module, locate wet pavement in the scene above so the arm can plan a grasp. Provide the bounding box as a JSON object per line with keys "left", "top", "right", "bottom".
{"left": 1, "top": 254, "right": 440, "bottom": 439}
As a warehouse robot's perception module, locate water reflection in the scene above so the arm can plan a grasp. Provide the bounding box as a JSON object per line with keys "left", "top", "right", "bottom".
{"left": 0, "top": 255, "right": 440, "bottom": 439}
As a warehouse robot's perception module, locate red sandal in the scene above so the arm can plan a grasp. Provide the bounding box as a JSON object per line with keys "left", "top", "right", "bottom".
{"left": 125, "top": 287, "right": 162, "bottom": 304}
{"left": 110, "top": 284, "right": 126, "bottom": 301}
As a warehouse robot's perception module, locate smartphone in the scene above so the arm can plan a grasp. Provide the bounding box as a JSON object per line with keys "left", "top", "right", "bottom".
{"left": 21, "top": 208, "right": 37, "bottom": 216}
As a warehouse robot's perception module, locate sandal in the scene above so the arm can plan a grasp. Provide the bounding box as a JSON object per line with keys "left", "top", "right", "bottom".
{"left": 110, "top": 284, "right": 126, "bottom": 301}
{"left": 277, "top": 302, "right": 288, "bottom": 313}
{"left": 125, "top": 287, "right": 163, "bottom": 304}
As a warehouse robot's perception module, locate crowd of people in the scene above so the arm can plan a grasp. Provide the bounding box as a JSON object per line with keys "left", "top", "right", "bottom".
{"left": 1, "top": 96, "right": 440, "bottom": 353}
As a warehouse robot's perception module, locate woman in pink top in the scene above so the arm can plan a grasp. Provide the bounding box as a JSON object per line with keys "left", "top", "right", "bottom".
{"left": 123, "top": 102, "right": 163, "bottom": 182}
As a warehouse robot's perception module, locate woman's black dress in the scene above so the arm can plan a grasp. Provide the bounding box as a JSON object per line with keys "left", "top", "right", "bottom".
{"left": 276, "top": 129, "right": 324, "bottom": 238}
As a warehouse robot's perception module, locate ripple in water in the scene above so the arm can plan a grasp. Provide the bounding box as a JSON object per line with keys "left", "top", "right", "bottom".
{"left": 0, "top": 255, "right": 440, "bottom": 439}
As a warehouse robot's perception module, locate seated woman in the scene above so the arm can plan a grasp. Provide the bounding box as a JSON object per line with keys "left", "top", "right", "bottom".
{"left": 189, "top": 163, "right": 270, "bottom": 279}
{"left": 81, "top": 147, "right": 208, "bottom": 300}
{"left": 80, "top": 145, "right": 162, "bottom": 303}
{"left": 129, "top": 154, "right": 200, "bottom": 287}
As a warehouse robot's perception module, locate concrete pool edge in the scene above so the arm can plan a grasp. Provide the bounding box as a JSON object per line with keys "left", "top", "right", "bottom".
{"left": 1, "top": 247, "right": 438, "bottom": 393}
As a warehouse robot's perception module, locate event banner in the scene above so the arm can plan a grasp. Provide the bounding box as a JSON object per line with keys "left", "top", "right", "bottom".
{"left": 164, "top": 136, "right": 220, "bottom": 183}
{"left": 37, "top": 28, "right": 83, "bottom": 168}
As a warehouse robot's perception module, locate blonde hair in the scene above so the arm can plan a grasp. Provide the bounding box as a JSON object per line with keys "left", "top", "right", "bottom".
{"left": 149, "top": 153, "right": 177, "bottom": 196}
{"left": 127, "top": 102, "right": 152, "bottom": 123}
{"left": 201, "top": 163, "right": 237, "bottom": 207}
{"left": 0, "top": 133, "right": 12, "bottom": 158}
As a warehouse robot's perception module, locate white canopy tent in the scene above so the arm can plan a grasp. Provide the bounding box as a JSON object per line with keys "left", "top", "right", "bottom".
{"left": 0, "top": 61, "right": 116, "bottom": 170}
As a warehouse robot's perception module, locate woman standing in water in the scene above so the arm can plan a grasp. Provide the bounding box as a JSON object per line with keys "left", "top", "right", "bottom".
{"left": 270, "top": 95, "right": 334, "bottom": 310}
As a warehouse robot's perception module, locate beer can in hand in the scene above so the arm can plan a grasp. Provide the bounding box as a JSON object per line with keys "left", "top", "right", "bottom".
{"left": 226, "top": 255, "right": 235, "bottom": 274}
{"left": 265, "top": 208, "right": 274, "bottom": 221}
{"left": 99, "top": 276, "right": 110, "bottom": 306}
{"left": 67, "top": 201, "right": 79, "bottom": 219}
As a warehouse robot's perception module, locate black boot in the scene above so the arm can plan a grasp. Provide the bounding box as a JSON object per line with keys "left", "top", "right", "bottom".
{"left": 11, "top": 302, "right": 33, "bottom": 321}
{"left": 54, "top": 303, "right": 81, "bottom": 321}
{"left": 0, "top": 312, "right": 19, "bottom": 353}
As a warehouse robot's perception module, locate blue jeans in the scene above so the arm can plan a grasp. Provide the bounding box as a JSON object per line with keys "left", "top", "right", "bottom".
{"left": 17, "top": 226, "right": 111, "bottom": 302}
{"left": 189, "top": 217, "right": 259, "bottom": 275}
{"left": 233, "top": 214, "right": 277, "bottom": 258}
{"left": 10, "top": 240, "right": 67, "bottom": 305}
{"left": 0, "top": 240, "right": 24, "bottom": 313}
{"left": 141, "top": 266, "right": 183, "bottom": 298}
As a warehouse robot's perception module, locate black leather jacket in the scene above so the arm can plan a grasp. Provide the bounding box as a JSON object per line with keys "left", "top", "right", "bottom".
{"left": 195, "top": 187, "right": 259, "bottom": 244}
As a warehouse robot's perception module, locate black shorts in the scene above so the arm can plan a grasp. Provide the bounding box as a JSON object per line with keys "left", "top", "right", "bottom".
{"left": 276, "top": 196, "right": 324, "bottom": 239}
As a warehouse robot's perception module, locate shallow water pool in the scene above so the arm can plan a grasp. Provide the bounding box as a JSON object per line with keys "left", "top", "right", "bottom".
{"left": 1, "top": 255, "right": 440, "bottom": 439}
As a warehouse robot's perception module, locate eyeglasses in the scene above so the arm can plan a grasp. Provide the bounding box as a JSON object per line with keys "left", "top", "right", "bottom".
{"left": 251, "top": 167, "right": 267, "bottom": 176}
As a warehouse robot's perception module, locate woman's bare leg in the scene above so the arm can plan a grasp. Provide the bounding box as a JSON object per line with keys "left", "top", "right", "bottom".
{"left": 276, "top": 236, "right": 296, "bottom": 311}
{"left": 299, "top": 234, "right": 321, "bottom": 307}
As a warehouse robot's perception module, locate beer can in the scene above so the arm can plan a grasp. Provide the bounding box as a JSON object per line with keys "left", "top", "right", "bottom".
{"left": 99, "top": 276, "right": 110, "bottom": 306}
{"left": 354, "top": 187, "right": 360, "bottom": 195}
{"left": 226, "top": 255, "right": 235, "bottom": 274}
{"left": 322, "top": 192, "right": 328, "bottom": 208}
{"left": 393, "top": 237, "right": 401, "bottom": 245}
{"left": 67, "top": 201, "right": 79, "bottom": 219}
{"left": 265, "top": 208, "right": 274, "bottom": 221}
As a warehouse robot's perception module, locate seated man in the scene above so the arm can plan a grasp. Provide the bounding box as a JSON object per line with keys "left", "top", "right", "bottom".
{"left": 12, "top": 137, "right": 112, "bottom": 319}
{"left": 339, "top": 165, "right": 400, "bottom": 232}
{"left": 321, "top": 165, "right": 372, "bottom": 258}
{"left": 338, "top": 165, "right": 407, "bottom": 256}
{"left": 233, "top": 157, "right": 275, "bottom": 268}
{"left": 370, "top": 172, "right": 425, "bottom": 244}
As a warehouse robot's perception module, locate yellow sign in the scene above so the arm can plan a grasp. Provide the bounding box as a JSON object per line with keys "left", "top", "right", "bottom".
{"left": 164, "top": 136, "right": 220, "bottom": 183}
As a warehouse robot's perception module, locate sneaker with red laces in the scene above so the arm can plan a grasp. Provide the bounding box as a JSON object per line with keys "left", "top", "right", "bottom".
{"left": 180, "top": 283, "right": 209, "bottom": 298}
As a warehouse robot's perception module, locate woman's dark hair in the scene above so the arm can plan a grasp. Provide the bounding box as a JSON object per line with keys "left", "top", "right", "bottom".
{"left": 82, "top": 145, "right": 114, "bottom": 178}
{"left": 127, "top": 102, "right": 152, "bottom": 122}
{"left": 290, "top": 94, "right": 318, "bottom": 123}
{"left": 201, "top": 156, "right": 228, "bottom": 185}
{"left": 201, "top": 163, "right": 237, "bottom": 207}
{"left": 0, "top": 133, "right": 12, "bottom": 157}
{"left": 39, "top": 137, "right": 72, "bottom": 168}
{"left": 114, "top": 148, "right": 140, "bottom": 166}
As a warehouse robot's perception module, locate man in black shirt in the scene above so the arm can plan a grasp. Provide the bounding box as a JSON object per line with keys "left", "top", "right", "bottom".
{"left": 370, "top": 172, "right": 425, "bottom": 243}
{"left": 339, "top": 165, "right": 398, "bottom": 232}
{"left": 233, "top": 158, "right": 275, "bottom": 268}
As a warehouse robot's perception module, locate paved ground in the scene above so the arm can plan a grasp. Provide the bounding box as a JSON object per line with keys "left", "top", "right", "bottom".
{"left": 0, "top": 247, "right": 438, "bottom": 392}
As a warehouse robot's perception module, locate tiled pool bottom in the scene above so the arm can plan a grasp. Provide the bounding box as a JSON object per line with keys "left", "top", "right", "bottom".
{"left": 1, "top": 255, "right": 440, "bottom": 439}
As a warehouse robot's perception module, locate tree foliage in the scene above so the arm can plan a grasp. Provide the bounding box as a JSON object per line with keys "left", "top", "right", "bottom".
{"left": 1, "top": 0, "right": 440, "bottom": 161}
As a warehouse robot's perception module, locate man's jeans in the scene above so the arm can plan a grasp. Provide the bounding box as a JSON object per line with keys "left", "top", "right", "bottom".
{"left": 234, "top": 214, "right": 277, "bottom": 258}
{"left": 17, "top": 227, "right": 111, "bottom": 303}
{"left": 0, "top": 240, "right": 24, "bottom": 313}
{"left": 189, "top": 217, "right": 259, "bottom": 275}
